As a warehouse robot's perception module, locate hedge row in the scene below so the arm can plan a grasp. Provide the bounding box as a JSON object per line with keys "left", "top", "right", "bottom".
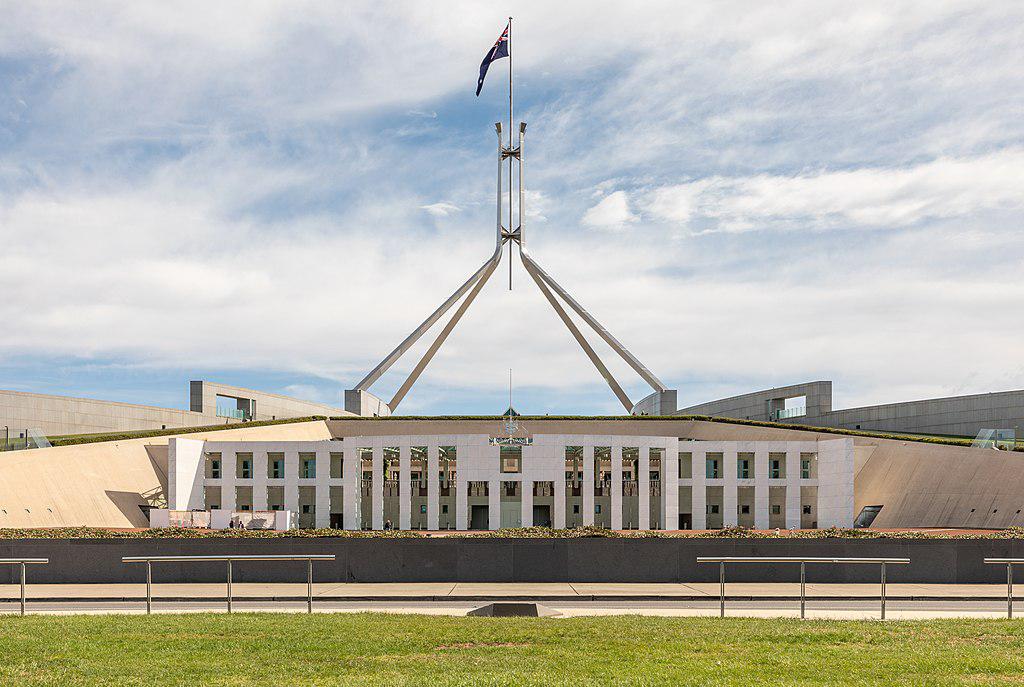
{"left": 48, "top": 416, "right": 329, "bottom": 447}
{"left": 3, "top": 526, "right": 1024, "bottom": 540}
{"left": 327, "top": 414, "right": 999, "bottom": 450}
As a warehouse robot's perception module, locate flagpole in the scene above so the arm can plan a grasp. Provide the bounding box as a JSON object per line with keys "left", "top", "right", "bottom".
{"left": 507, "top": 16, "right": 513, "bottom": 290}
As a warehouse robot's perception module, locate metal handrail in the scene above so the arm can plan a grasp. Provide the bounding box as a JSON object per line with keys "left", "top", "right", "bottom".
{"left": 984, "top": 558, "right": 1022, "bottom": 618}
{"left": 123, "top": 554, "right": 336, "bottom": 615}
{"left": 697, "top": 556, "right": 911, "bottom": 619}
{"left": 1, "top": 558, "right": 49, "bottom": 616}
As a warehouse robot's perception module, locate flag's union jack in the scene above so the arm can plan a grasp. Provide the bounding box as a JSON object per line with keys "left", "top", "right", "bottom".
{"left": 476, "top": 22, "right": 510, "bottom": 96}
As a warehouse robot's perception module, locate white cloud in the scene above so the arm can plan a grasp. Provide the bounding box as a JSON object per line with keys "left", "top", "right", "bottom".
{"left": 581, "top": 191, "right": 638, "bottom": 230}
{"left": 643, "top": 150, "right": 1024, "bottom": 234}
{"left": 420, "top": 202, "right": 461, "bottom": 217}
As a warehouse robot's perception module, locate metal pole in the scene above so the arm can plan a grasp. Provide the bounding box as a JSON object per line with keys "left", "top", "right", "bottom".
{"left": 719, "top": 561, "right": 725, "bottom": 618}
{"left": 20, "top": 562, "right": 26, "bottom": 616}
{"left": 146, "top": 561, "right": 152, "bottom": 615}
{"left": 307, "top": 558, "right": 313, "bottom": 614}
{"left": 227, "top": 559, "right": 232, "bottom": 614}
{"left": 880, "top": 561, "right": 886, "bottom": 620}
{"left": 800, "top": 561, "right": 806, "bottom": 619}
{"left": 1008, "top": 562, "right": 1014, "bottom": 619}
{"left": 507, "top": 15, "right": 513, "bottom": 290}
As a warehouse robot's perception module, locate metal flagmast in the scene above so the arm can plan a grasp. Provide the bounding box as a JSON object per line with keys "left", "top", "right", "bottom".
{"left": 507, "top": 16, "right": 514, "bottom": 290}
{"left": 345, "top": 18, "right": 674, "bottom": 417}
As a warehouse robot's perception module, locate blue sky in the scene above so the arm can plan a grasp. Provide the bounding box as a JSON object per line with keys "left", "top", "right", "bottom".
{"left": 1, "top": 1, "right": 1022, "bottom": 416}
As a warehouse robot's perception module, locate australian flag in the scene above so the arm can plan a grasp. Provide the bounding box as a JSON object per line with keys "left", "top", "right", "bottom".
{"left": 476, "top": 22, "right": 509, "bottom": 96}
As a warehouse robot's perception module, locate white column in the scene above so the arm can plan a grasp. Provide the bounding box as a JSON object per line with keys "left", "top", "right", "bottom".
{"left": 754, "top": 449, "right": 770, "bottom": 530}
{"left": 663, "top": 441, "right": 679, "bottom": 530}
{"left": 343, "top": 445, "right": 361, "bottom": 530}
{"left": 488, "top": 478, "right": 501, "bottom": 530}
{"left": 221, "top": 451, "right": 237, "bottom": 512}
{"left": 314, "top": 449, "right": 330, "bottom": 528}
{"left": 455, "top": 453, "right": 467, "bottom": 530}
{"left": 611, "top": 444, "right": 623, "bottom": 530}
{"left": 553, "top": 477, "right": 566, "bottom": 529}
{"left": 253, "top": 451, "right": 268, "bottom": 511}
{"left": 371, "top": 445, "right": 383, "bottom": 530}
{"left": 691, "top": 449, "right": 707, "bottom": 529}
{"left": 785, "top": 448, "right": 801, "bottom": 529}
{"left": 284, "top": 450, "right": 299, "bottom": 517}
{"left": 427, "top": 442, "right": 440, "bottom": 530}
{"left": 521, "top": 480, "right": 533, "bottom": 527}
{"left": 722, "top": 447, "right": 738, "bottom": 527}
{"left": 638, "top": 446, "right": 650, "bottom": 530}
{"left": 399, "top": 445, "right": 411, "bottom": 530}
{"left": 582, "top": 445, "right": 595, "bottom": 526}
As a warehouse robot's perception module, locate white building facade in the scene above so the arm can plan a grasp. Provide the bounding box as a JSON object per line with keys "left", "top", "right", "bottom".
{"left": 167, "top": 434, "right": 854, "bottom": 531}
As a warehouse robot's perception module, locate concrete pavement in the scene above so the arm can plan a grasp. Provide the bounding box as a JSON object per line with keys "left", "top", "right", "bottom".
{"left": 0, "top": 581, "right": 1015, "bottom": 601}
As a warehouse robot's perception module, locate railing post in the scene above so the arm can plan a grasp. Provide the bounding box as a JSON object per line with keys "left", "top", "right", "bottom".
{"left": 146, "top": 561, "right": 152, "bottom": 615}
{"left": 880, "top": 561, "right": 886, "bottom": 620}
{"left": 227, "top": 559, "right": 233, "bottom": 614}
{"left": 20, "top": 562, "right": 26, "bottom": 617}
{"left": 800, "top": 561, "right": 806, "bottom": 619}
{"left": 307, "top": 558, "right": 313, "bottom": 614}
{"left": 719, "top": 561, "right": 725, "bottom": 618}
{"left": 1008, "top": 562, "right": 1014, "bottom": 620}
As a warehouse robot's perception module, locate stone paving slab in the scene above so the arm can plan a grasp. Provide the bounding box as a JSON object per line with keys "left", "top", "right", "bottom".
{"left": 0, "top": 582, "right": 1014, "bottom": 600}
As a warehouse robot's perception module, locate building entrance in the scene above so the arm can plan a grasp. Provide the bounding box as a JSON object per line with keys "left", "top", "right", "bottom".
{"left": 532, "top": 504, "right": 551, "bottom": 528}
{"left": 470, "top": 505, "right": 489, "bottom": 530}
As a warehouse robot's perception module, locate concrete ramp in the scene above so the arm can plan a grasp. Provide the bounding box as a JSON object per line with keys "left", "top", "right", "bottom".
{"left": 467, "top": 602, "right": 561, "bottom": 617}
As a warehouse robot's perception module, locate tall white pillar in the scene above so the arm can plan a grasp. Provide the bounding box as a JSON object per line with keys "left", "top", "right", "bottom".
{"left": 754, "top": 448, "right": 770, "bottom": 530}
{"left": 488, "top": 478, "right": 501, "bottom": 530}
{"left": 611, "top": 445, "right": 623, "bottom": 530}
{"left": 427, "top": 442, "right": 440, "bottom": 530}
{"left": 314, "top": 449, "right": 330, "bottom": 528}
{"left": 785, "top": 449, "right": 801, "bottom": 529}
{"left": 722, "top": 447, "right": 738, "bottom": 528}
{"left": 521, "top": 480, "right": 533, "bottom": 527}
{"left": 343, "top": 445, "right": 361, "bottom": 530}
{"left": 371, "top": 445, "right": 383, "bottom": 530}
{"left": 284, "top": 450, "right": 299, "bottom": 517}
{"left": 554, "top": 478, "right": 566, "bottom": 529}
{"left": 663, "top": 441, "right": 679, "bottom": 530}
{"left": 691, "top": 449, "right": 707, "bottom": 529}
{"left": 455, "top": 456, "right": 467, "bottom": 530}
{"left": 582, "top": 445, "right": 595, "bottom": 526}
{"left": 399, "top": 445, "right": 411, "bottom": 530}
{"left": 253, "top": 451, "right": 268, "bottom": 511}
{"left": 638, "top": 446, "right": 650, "bottom": 530}
{"left": 221, "top": 451, "right": 237, "bottom": 512}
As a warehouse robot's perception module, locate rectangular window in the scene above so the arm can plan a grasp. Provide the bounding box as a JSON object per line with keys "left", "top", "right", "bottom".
{"left": 236, "top": 454, "right": 252, "bottom": 479}
{"left": 706, "top": 504, "right": 720, "bottom": 514}
{"left": 741, "top": 505, "right": 750, "bottom": 514}
{"left": 573, "top": 504, "right": 580, "bottom": 514}
{"left": 770, "top": 453, "right": 786, "bottom": 479}
{"left": 705, "top": 453, "right": 722, "bottom": 479}
{"left": 207, "top": 453, "right": 222, "bottom": 479}
{"left": 771, "top": 504, "right": 781, "bottom": 515}
{"left": 330, "top": 452, "right": 343, "bottom": 479}
{"left": 737, "top": 457, "right": 751, "bottom": 479}
{"left": 420, "top": 504, "right": 427, "bottom": 514}
{"left": 300, "top": 453, "right": 316, "bottom": 479}
{"left": 441, "top": 504, "right": 449, "bottom": 514}
{"left": 802, "top": 505, "right": 812, "bottom": 514}
{"left": 500, "top": 446, "right": 522, "bottom": 473}
{"left": 301, "top": 504, "right": 314, "bottom": 514}
{"left": 678, "top": 452, "right": 692, "bottom": 479}
{"left": 268, "top": 453, "right": 284, "bottom": 479}
{"left": 800, "top": 453, "right": 817, "bottom": 479}
{"left": 595, "top": 504, "right": 602, "bottom": 514}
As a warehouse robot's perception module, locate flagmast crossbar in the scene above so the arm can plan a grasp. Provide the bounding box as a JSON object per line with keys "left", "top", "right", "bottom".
{"left": 345, "top": 19, "right": 671, "bottom": 416}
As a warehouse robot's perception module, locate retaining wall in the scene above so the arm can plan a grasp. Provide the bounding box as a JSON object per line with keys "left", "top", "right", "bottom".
{"left": 4, "top": 538, "right": 1024, "bottom": 585}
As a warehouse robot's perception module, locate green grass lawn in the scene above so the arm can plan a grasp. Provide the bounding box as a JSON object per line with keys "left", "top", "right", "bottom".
{"left": 1, "top": 613, "right": 1023, "bottom": 686}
